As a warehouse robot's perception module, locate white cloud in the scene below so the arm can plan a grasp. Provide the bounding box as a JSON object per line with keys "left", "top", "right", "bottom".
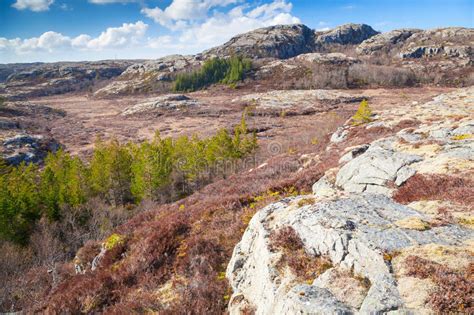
{"left": 12, "top": 0, "right": 54, "bottom": 12}
{"left": 145, "top": 0, "right": 300, "bottom": 54}
{"left": 142, "top": 0, "right": 241, "bottom": 29}
{"left": 84, "top": 21, "right": 148, "bottom": 49}
{"left": 0, "top": 21, "right": 148, "bottom": 57}
{"left": 2, "top": 1, "right": 302, "bottom": 62}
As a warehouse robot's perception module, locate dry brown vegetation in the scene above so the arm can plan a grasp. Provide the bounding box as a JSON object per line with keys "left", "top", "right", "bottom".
{"left": 0, "top": 85, "right": 459, "bottom": 313}
{"left": 393, "top": 173, "right": 474, "bottom": 206}
{"left": 404, "top": 255, "right": 474, "bottom": 312}
{"left": 0, "top": 105, "right": 348, "bottom": 313}
{"left": 270, "top": 226, "right": 332, "bottom": 281}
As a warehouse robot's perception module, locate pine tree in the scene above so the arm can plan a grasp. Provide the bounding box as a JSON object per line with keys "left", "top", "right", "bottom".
{"left": 89, "top": 137, "right": 113, "bottom": 199}
{"left": 352, "top": 99, "right": 373, "bottom": 125}
{"left": 0, "top": 163, "right": 40, "bottom": 244}
{"left": 40, "top": 150, "right": 87, "bottom": 220}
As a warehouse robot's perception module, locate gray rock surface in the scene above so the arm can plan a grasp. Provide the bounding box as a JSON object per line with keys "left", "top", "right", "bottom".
{"left": 237, "top": 90, "right": 365, "bottom": 111}
{"left": 121, "top": 94, "right": 199, "bottom": 116}
{"left": 205, "top": 24, "right": 316, "bottom": 59}
{"left": 315, "top": 23, "right": 379, "bottom": 46}
{"left": 356, "top": 29, "right": 421, "bottom": 55}
{"left": 335, "top": 142, "right": 422, "bottom": 195}
{"left": 227, "top": 87, "right": 474, "bottom": 314}
{"left": 2, "top": 134, "right": 60, "bottom": 165}
{"left": 294, "top": 52, "right": 360, "bottom": 65}
{"left": 400, "top": 45, "right": 472, "bottom": 59}
{"left": 226, "top": 194, "right": 472, "bottom": 314}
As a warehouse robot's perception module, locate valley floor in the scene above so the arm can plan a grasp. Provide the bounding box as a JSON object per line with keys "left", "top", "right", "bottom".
{"left": 28, "top": 86, "right": 452, "bottom": 157}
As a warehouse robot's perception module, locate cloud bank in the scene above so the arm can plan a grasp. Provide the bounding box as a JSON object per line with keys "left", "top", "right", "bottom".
{"left": 2, "top": 0, "right": 300, "bottom": 62}
{"left": 0, "top": 21, "right": 148, "bottom": 54}
{"left": 11, "top": 0, "right": 54, "bottom": 12}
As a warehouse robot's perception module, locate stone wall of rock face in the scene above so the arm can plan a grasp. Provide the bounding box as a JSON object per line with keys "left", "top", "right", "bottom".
{"left": 226, "top": 87, "right": 474, "bottom": 314}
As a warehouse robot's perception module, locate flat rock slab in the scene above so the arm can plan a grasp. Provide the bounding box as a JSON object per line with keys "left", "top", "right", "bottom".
{"left": 121, "top": 94, "right": 199, "bottom": 116}
{"left": 226, "top": 194, "right": 472, "bottom": 314}
{"left": 237, "top": 90, "right": 365, "bottom": 110}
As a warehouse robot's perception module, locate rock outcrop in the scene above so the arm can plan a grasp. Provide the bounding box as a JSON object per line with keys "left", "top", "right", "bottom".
{"left": 1, "top": 134, "right": 60, "bottom": 165}
{"left": 236, "top": 89, "right": 365, "bottom": 113}
{"left": 1, "top": 61, "right": 132, "bottom": 99}
{"left": 357, "top": 27, "right": 474, "bottom": 64}
{"left": 356, "top": 29, "right": 421, "bottom": 55}
{"left": 96, "top": 23, "right": 380, "bottom": 97}
{"left": 226, "top": 87, "right": 474, "bottom": 314}
{"left": 121, "top": 94, "right": 199, "bottom": 116}
{"left": 93, "top": 55, "right": 201, "bottom": 97}
{"left": 227, "top": 194, "right": 471, "bottom": 314}
{"left": 204, "top": 24, "right": 316, "bottom": 59}
{"left": 315, "top": 23, "right": 379, "bottom": 46}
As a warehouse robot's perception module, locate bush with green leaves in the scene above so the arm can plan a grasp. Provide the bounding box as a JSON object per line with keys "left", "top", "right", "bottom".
{"left": 173, "top": 56, "right": 252, "bottom": 92}
{"left": 0, "top": 114, "right": 257, "bottom": 244}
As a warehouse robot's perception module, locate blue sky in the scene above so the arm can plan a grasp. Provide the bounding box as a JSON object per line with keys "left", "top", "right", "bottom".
{"left": 1, "top": 0, "right": 472, "bottom": 63}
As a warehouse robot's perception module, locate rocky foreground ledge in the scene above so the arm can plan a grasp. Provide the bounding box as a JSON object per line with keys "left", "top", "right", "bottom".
{"left": 226, "top": 87, "right": 474, "bottom": 314}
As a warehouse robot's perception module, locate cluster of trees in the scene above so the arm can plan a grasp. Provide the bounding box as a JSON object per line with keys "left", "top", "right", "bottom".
{"left": 173, "top": 56, "right": 252, "bottom": 92}
{"left": 0, "top": 116, "right": 257, "bottom": 245}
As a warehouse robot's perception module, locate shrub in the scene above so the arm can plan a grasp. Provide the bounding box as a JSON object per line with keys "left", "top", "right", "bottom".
{"left": 451, "top": 133, "right": 472, "bottom": 140}
{"left": 0, "top": 163, "right": 41, "bottom": 245}
{"left": 351, "top": 99, "right": 372, "bottom": 126}
{"left": 104, "top": 233, "right": 124, "bottom": 250}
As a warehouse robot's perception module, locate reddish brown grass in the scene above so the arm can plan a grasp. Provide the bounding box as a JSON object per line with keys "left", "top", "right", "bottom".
{"left": 393, "top": 173, "right": 474, "bottom": 206}
{"left": 269, "top": 226, "right": 332, "bottom": 281}
{"left": 3, "top": 109, "right": 347, "bottom": 313}
{"left": 404, "top": 255, "right": 474, "bottom": 312}
{"left": 269, "top": 226, "right": 304, "bottom": 252}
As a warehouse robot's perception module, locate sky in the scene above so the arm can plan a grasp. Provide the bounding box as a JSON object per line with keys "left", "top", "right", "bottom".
{"left": 1, "top": 0, "right": 473, "bottom": 63}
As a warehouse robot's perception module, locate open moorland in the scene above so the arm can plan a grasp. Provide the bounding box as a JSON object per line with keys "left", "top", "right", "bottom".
{"left": 0, "top": 23, "right": 472, "bottom": 314}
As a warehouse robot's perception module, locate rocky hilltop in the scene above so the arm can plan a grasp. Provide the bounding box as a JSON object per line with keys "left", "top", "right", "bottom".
{"left": 94, "top": 24, "right": 473, "bottom": 97}
{"left": 94, "top": 23, "right": 381, "bottom": 97}
{"left": 0, "top": 60, "right": 135, "bottom": 99}
{"left": 226, "top": 87, "right": 474, "bottom": 314}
